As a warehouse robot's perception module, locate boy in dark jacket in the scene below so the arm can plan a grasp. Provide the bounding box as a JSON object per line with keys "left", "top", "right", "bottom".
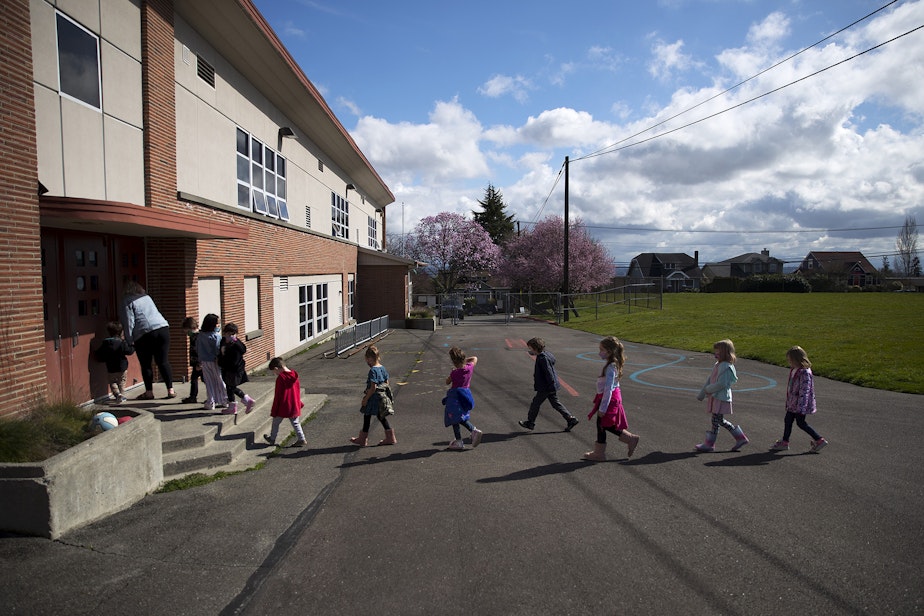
{"left": 518, "top": 337, "right": 579, "bottom": 431}
{"left": 181, "top": 316, "right": 203, "bottom": 404}
{"left": 95, "top": 321, "right": 135, "bottom": 403}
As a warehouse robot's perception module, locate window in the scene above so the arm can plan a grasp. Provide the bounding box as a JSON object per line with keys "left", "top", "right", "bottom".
{"left": 348, "top": 278, "right": 355, "bottom": 321}
{"left": 197, "top": 55, "right": 215, "bottom": 87}
{"left": 315, "top": 283, "right": 329, "bottom": 333}
{"left": 298, "top": 283, "right": 329, "bottom": 341}
{"left": 331, "top": 193, "right": 349, "bottom": 239}
{"left": 236, "top": 128, "right": 288, "bottom": 220}
{"left": 306, "top": 207, "right": 311, "bottom": 229}
{"left": 368, "top": 215, "right": 379, "bottom": 249}
{"left": 298, "top": 285, "right": 313, "bottom": 342}
{"left": 56, "top": 12, "right": 100, "bottom": 109}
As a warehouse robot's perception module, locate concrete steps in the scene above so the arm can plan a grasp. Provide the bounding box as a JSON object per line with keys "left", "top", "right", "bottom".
{"left": 156, "top": 387, "right": 327, "bottom": 483}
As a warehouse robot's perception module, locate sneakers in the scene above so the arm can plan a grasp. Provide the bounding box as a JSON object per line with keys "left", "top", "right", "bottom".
{"left": 203, "top": 402, "right": 215, "bottom": 411}
{"left": 470, "top": 428, "right": 483, "bottom": 448}
{"left": 810, "top": 438, "right": 828, "bottom": 453}
{"left": 116, "top": 396, "right": 128, "bottom": 404}
{"left": 263, "top": 434, "right": 276, "bottom": 446}
{"left": 137, "top": 390, "right": 155, "bottom": 400}
{"left": 518, "top": 420, "right": 535, "bottom": 431}
{"left": 182, "top": 396, "right": 197, "bottom": 404}
{"left": 769, "top": 440, "right": 789, "bottom": 451}
{"left": 447, "top": 439, "right": 466, "bottom": 450}
{"left": 565, "top": 416, "right": 580, "bottom": 431}
{"left": 292, "top": 439, "right": 307, "bottom": 448}
{"left": 244, "top": 396, "right": 255, "bottom": 414}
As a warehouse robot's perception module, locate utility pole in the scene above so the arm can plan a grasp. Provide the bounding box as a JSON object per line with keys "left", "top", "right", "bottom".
{"left": 563, "top": 156, "right": 570, "bottom": 322}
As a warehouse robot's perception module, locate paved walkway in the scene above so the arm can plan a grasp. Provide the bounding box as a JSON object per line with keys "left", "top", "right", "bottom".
{"left": 2, "top": 317, "right": 922, "bottom": 615}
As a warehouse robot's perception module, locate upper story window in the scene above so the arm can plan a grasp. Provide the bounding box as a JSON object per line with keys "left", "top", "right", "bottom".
{"left": 331, "top": 193, "right": 349, "bottom": 239}
{"left": 56, "top": 12, "right": 100, "bottom": 109}
{"left": 236, "top": 128, "right": 289, "bottom": 221}
{"left": 367, "top": 215, "right": 379, "bottom": 249}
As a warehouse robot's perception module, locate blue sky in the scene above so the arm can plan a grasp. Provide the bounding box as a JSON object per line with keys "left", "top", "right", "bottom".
{"left": 252, "top": 0, "right": 924, "bottom": 267}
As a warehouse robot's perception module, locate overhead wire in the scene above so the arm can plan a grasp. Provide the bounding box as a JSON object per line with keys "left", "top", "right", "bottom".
{"left": 573, "top": 0, "right": 901, "bottom": 162}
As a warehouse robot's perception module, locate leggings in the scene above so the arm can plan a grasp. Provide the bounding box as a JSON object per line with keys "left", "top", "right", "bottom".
{"left": 782, "top": 411, "right": 821, "bottom": 441}
{"left": 452, "top": 419, "right": 475, "bottom": 440}
{"left": 596, "top": 416, "right": 624, "bottom": 444}
{"left": 362, "top": 414, "right": 391, "bottom": 432}
{"left": 223, "top": 372, "right": 247, "bottom": 403}
{"left": 710, "top": 413, "right": 735, "bottom": 434}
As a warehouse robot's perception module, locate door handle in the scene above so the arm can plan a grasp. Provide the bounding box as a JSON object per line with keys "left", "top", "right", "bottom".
{"left": 72, "top": 331, "right": 79, "bottom": 347}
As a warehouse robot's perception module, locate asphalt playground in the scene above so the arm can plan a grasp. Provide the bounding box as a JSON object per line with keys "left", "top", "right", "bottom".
{"left": 1, "top": 316, "right": 921, "bottom": 615}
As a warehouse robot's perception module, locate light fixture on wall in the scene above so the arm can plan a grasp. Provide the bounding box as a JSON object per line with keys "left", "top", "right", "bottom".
{"left": 345, "top": 183, "right": 355, "bottom": 199}
{"left": 277, "top": 126, "right": 296, "bottom": 150}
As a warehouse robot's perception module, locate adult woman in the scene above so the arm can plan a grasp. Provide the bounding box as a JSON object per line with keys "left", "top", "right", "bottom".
{"left": 121, "top": 280, "right": 175, "bottom": 399}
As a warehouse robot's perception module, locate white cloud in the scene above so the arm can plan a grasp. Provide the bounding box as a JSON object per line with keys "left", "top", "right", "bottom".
{"left": 648, "top": 38, "right": 694, "bottom": 80}
{"left": 477, "top": 74, "right": 533, "bottom": 103}
{"left": 352, "top": 98, "right": 489, "bottom": 185}
{"left": 356, "top": 4, "right": 924, "bottom": 265}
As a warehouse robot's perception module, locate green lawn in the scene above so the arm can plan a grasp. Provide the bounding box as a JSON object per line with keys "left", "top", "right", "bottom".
{"left": 562, "top": 293, "right": 924, "bottom": 394}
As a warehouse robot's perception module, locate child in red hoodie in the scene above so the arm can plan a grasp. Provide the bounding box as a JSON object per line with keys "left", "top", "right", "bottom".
{"left": 263, "top": 357, "right": 307, "bottom": 447}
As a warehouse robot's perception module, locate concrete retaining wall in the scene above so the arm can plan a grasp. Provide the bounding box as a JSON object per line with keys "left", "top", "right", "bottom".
{"left": 0, "top": 410, "right": 163, "bottom": 539}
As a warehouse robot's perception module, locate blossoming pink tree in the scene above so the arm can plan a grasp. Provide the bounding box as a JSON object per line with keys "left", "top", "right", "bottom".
{"left": 409, "top": 212, "right": 501, "bottom": 293}
{"left": 499, "top": 216, "right": 613, "bottom": 292}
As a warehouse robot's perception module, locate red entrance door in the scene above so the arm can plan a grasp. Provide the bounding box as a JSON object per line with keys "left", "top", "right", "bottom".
{"left": 41, "top": 232, "right": 146, "bottom": 403}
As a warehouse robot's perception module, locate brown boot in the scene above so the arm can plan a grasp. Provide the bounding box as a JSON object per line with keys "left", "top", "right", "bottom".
{"left": 349, "top": 431, "right": 368, "bottom": 447}
{"left": 618, "top": 431, "right": 640, "bottom": 458}
{"left": 378, "top": 429, "right": 397, "bottom": 446}
{"left": 582, "top": 441, "right": 607, "bottom": 462}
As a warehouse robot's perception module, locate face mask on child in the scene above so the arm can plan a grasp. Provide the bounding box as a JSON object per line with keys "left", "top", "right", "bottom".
{"left": 599, "top": 351, "right": 609, "bottom": 360}
{"left": 224, "top": 334, "right": 236, "bottom": 342}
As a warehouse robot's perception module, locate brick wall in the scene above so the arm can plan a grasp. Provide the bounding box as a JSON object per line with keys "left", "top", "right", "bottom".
{"left": 0, "top": 0, "right": 48, "bottom": 416}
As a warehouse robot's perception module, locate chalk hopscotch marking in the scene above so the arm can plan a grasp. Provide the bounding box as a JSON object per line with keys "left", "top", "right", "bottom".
{"left": 576, "top": 351, "right": 777, "bottom": 392}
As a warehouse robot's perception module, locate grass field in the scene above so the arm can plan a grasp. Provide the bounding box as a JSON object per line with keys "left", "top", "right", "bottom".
{"left": 561, "top": 292, "right": 924, "bottom": 395}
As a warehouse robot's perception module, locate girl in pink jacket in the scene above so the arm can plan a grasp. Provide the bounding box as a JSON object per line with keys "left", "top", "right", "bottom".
{"left": 770, "top": 346, "right": 828, "bottom": 453}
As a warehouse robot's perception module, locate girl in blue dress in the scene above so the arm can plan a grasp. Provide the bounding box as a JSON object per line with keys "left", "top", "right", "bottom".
{"left": 350, "top": 345, "right": 396, "bottom": 446}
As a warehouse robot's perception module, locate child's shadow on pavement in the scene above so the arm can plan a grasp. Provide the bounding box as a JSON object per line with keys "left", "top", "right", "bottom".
{"left": 703, "top": 451, "right": 802, "bottom": 467}
{"left": 624, "top": 450, "right": 699, "bottom": 465}
{"left": 477, "top": 460, "right": 589, "bottom": 483}
{"left": 338, "top": 448, "right": 441, "bottom": 468}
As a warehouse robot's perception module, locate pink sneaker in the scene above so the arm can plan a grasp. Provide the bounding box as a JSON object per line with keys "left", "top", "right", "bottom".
{"left": 769, "top": 440, "right": 789, "bottom": 451}
{"left": 810, "top": 438, "right": 828, "bottom": 453}
{"left": 244, "top": 395, "right": 255, "bottom": 414}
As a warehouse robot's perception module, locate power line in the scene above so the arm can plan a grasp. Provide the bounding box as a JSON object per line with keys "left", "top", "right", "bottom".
{"left": 575, "top": 23, "right": 924, "bottom": 161}
{"left": 574, "top": 1, "right": 901, "bottom": 162}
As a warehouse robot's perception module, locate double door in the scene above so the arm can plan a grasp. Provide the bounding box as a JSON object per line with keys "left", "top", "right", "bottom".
{"left": 42, "top": 231, "right": 145, "bottom": 403}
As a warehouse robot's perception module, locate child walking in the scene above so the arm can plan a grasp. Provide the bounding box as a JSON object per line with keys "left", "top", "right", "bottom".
{"left": 582, "top": 336, "right": 640, "bottom": 461}
{"left": 517, "top": 337, "right": 580, "bottom": 432}
{"left": 218, "top": 323, "right": 255, "bottom": 415}
{"left": 443, "top": 346, "right": 482, "bottom": 450}
{"left": 95, "top": 321, "right": 135, "bottom": 403}
{"left": 196, "top": 314, "right": 228, "bottom": 410}
{"left": 695, "top": 339, "right": 749, "bottom": 452}
{"left": 181, "top": 316, "right": 203, "bottom": 404}
{"left": 771, "top": 346, "right": 828, "bottom": 453}
{"left": 263, "top": 357, "right": 307, "bottom": 447}
{"left": 350, "top": 345, "right": 397, "bottom": 446}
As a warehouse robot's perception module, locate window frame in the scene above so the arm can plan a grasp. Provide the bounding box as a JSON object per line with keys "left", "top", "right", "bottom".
{"left": 235, "top": 127, "right": 289, "bottom": 221}
{"left": 56, "top": 11, "right": 101, "bottom": 110}
{"left": 331, "top": 192, "right": 349, "bottom": 239}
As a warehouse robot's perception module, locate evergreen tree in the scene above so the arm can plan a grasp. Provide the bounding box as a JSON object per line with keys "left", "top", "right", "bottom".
{"left": 473, "top": 184, "right": 515, "bottom": 246}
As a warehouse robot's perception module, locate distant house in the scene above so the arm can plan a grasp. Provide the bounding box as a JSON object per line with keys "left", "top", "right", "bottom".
{"left": 628, "top": 252, "right": 703, "bottom": 292}
{"left": 795, "top": 251, "right": 880, "bottom": 287}
{"left": 702, "top": 249, "right": 785, "bottom": 280}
